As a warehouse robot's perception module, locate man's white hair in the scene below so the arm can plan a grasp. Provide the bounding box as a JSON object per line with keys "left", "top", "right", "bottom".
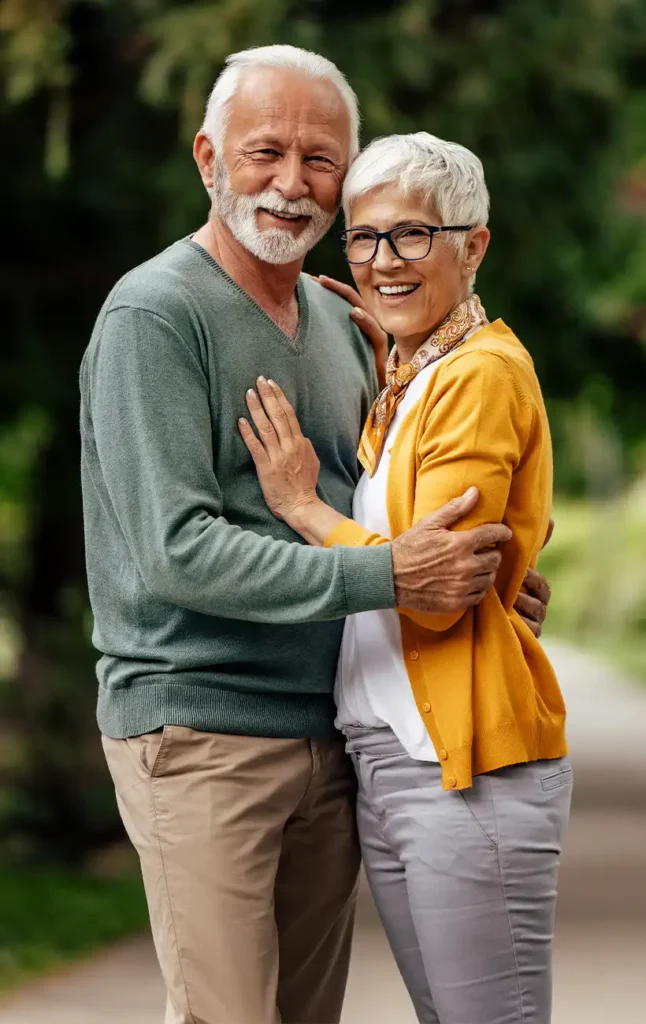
{"left": 342, "top": 132, "right": 490, "bottom": 231}
{"left": 201, "top": 44, "right": 360, "bottom": 161}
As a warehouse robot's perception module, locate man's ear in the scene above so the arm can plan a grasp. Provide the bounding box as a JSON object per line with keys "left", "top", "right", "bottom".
{"left": 193, "top": 132, "right": 216, "bottom": 191}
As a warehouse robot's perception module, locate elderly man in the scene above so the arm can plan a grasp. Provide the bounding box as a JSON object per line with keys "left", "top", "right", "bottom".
{"left": 80, "top": 45, "right": 549, "bottom": 1024}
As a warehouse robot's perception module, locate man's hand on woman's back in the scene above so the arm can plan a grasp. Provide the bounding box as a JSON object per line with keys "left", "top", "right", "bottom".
{"left": 514, "top": 519, "right": 554, "bottom": 637}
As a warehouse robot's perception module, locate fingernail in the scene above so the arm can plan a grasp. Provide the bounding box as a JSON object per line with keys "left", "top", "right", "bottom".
{"left": 257, "top": 376, "right": 266, "bottom": 384}
{"left": 268, "top": 379, "right": 277, "bottom": 387}
{"left": 239, "top": 418, "right": 248, "bottom": 426}
{"left": 465, "top": 486, "right": 478, "bottom": 499}
{"left": 247, "top": 389, "right": 256, "bottom": 398}
{"left": 351, "top": 306, "right": 363, "bottom": 318}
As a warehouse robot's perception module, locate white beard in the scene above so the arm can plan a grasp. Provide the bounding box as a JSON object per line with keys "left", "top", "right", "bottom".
{"left": 211, "top": 160, "right": 337, "bottom": 265}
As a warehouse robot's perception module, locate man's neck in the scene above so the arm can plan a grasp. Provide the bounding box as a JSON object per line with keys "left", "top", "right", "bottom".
{"left": 193, "top": 216, "right": 302, "bottom": 338}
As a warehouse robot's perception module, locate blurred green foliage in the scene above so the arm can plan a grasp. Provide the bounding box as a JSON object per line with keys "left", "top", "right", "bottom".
{"left": 541, "top": 489, "right": 646, "bottom": 682}
{"left": 0, "top": 865, "right": 148, "bottom": 990}
{"left": 1, "top": 0, "right": 645, "bottom": 868}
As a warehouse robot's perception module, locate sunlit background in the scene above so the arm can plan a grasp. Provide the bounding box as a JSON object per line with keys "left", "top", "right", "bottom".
{"left": 1, "top": 1, "right": 645, "bottom": 1021}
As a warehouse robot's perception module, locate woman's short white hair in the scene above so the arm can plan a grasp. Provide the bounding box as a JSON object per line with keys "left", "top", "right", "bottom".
{"left": 342, "top": 132, "right": 489, "bottom": 230}
{"left": 202, "top": 45, "right": 360, "bottom": 161}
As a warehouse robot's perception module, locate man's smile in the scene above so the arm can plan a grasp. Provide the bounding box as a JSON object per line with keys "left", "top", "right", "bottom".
{"left": 258, "top": 208, "right": 310, "bottom": 224}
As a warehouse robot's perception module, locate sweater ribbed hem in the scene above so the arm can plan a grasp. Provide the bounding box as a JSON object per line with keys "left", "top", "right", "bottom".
{"left": 340, "top": 542, "right": 396, "bottom": 614}
{"left": 439, "top": 715, "right": 568, "bottom": 791}
{"left": 97, "top": 679, "right": 337, "bottom": 740}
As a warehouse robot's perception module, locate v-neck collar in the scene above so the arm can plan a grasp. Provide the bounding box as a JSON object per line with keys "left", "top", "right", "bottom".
{"left": 185, "top": 237, "right": 309, "bottom": 355}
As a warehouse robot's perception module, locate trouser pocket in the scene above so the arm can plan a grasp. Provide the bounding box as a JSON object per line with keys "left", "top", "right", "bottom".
{"left": 458, "top": 775, "right": 499, "bottom": 847}
{"left": 540, "top": 760, "right": 574, "bottom": 791}
{"left": 138, "top": 726, "right": 172, "bottom": 777}
{"left": 101, "top": 727, "right": 172, "bottom": 795}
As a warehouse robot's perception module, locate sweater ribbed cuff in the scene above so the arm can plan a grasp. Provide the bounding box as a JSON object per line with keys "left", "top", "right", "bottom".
{"left": 339, "top": 542, "right": 396, "bottom": 615}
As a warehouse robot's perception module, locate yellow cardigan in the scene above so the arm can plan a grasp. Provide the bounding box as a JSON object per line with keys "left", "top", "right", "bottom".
{"left": 325, "top": 319, "right": 567, "bottom": 790}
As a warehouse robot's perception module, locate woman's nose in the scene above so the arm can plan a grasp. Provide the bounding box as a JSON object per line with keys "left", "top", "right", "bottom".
{"left": 373, "top": 237, "right": 403, "bottom": 270}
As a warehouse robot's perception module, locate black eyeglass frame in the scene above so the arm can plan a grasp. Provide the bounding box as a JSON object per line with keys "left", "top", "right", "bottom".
{"left": 338, "top": 223, "right": 475, "bottom": 264}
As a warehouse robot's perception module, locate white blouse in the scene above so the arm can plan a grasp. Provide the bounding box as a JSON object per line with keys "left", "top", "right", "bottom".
{"left": 334, "top": 356, "right": 453, "bottom": 761}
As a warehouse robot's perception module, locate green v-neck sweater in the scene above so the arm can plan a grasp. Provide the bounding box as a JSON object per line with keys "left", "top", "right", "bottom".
{"left": 80, "top": 239, "right": 396, "bottom": 739}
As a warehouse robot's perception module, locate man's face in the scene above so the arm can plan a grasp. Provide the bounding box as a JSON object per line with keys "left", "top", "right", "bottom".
{"left": 205, "top": 67, "right": 351, "bottom": 264}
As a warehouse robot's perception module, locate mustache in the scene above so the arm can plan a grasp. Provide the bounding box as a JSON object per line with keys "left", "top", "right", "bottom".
{"left": 249, "top": 190, "right": 323, "bottom": 218}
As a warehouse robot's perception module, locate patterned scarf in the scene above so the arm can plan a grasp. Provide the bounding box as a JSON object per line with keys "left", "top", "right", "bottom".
{"left": 358, "top": 294, "right": 489, "bottom": 477}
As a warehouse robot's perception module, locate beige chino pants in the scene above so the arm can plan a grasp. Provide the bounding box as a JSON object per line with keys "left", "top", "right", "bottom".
{"left": 102, "top": 726, "right": 360, "bottom": 1024}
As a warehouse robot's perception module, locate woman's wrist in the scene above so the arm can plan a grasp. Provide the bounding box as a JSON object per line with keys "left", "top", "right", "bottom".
{"left": 285, "top": 498, "right": 348, "bottom": 547}
{"left": 282, "top": 495, "right": 322, "bottom": 531}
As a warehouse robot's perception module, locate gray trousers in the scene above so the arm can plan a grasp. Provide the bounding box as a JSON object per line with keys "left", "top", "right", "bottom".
{"left": 345, "top": 726, "right": 572, "bottom": 1024}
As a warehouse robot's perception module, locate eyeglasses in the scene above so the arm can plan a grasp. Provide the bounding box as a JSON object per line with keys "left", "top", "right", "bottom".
{"left": 338, "top": 223, "right": 474, "bottom": 264}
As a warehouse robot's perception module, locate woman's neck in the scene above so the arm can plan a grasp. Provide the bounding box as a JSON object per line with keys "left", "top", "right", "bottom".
{"left": 393, "top": 331, "right": 435, "bottom": 365}
{"left": 393, "top": 291, "right": 472, "bottom": 364}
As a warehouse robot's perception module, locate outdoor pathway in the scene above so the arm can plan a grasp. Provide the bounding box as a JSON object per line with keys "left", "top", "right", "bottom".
{"left": 1, "top": 641, "right": 644, "bottom": 1023}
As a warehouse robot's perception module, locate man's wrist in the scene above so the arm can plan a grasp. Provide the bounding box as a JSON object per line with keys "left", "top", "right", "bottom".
{"left": 340, "top": 542, "right": 397, "bottom": 613}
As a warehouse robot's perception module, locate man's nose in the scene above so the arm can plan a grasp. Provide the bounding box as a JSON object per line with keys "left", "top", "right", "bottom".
{"left": 373, "top": 236, "right": 403, "bottom": 270}
{"left": 272, "top": 154, "right": 309, "bottom": 201}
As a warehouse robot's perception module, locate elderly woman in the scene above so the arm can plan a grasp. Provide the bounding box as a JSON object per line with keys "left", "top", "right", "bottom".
{"left": 239, "top": 133, "right": 571, "bottom": 1024}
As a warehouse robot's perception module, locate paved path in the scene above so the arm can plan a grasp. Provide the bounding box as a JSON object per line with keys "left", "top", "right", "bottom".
{"left": 0, "top": 900, "right": 643, "bottom": 1024}
{"left": 1, "top": 641, "right": 644, "bottom": 1023}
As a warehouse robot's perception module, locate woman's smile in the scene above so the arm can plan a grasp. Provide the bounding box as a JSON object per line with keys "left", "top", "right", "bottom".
{"left": 375, "top": 281, "right": 421, "bottom": 305}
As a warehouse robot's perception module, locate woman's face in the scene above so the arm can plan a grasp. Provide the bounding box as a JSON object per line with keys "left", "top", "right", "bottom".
{"left": 347, "top": 185, "right": 489, "bottom": 354}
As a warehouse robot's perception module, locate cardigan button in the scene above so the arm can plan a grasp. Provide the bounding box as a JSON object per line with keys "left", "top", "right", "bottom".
{"left": 439, "top": 749, "right": 448, "bottom": 760}
{"left": 422, "top": 702, "right": 431, "bottom": 714}
{"left": 447, "top": 776, "right": 457, "bottom": 789}
{"left": 409, "top": 651, "right": 420, "bottom": 661}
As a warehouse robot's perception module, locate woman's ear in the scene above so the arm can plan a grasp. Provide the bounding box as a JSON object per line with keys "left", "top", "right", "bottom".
{"left": 463, "top": 225, "right": 490, "bottom": 276}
